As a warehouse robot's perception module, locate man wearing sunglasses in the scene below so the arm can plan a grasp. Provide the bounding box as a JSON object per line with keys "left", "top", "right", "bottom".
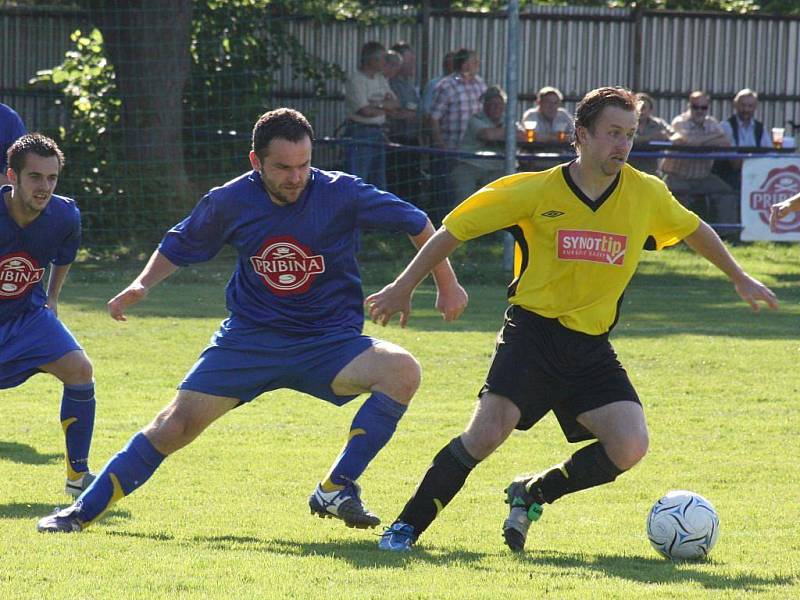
{"left": 661, "top": 90, "right": 737, "bottom": 226}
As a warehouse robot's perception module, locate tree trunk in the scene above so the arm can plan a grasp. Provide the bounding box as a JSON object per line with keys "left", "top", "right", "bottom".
{"left": 88, "top": 0, "right": 193, "bottom": 202}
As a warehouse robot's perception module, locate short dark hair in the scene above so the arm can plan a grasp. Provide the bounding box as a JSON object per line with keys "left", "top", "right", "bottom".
{"left": 7, "top": 133, "right": 65, "bottom": 174}
{"left": 574, "top": 86, "right": 637, "bottom": 140}
{"left": 452, "top": 48, "right": 473, "bottom": 72}
{"left": 252, "top": 108, "right": 314, "bottom": 161}
{"left": 360, "top": 41, "right": 386, "bottom": 68}
{"left": 481, "top": 85, "right": 507, "bottom": 104}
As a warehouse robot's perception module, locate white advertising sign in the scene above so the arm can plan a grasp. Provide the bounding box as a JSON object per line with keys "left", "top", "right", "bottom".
{"left": 741, "top": 157, "right": 800, "bottom": 241}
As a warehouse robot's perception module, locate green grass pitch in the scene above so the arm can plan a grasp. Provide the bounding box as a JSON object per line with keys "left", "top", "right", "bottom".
{"left": 1, "top": 242, "right": 798, "bottom": 599}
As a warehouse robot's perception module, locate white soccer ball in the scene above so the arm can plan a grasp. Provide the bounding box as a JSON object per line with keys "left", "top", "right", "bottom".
{"left": 646, "top": 490, "right": 720, "bottom": 560}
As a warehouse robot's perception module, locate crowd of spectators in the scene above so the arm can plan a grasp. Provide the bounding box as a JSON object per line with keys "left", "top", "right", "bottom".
{"left": 342, "top": 41, "right": 786, "bottom": 225}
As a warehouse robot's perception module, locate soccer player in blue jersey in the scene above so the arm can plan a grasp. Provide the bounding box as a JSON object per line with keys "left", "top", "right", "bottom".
{"left": 0, "top": 102, "right": 27, "bottom": 186}
{"left": 2, "top": 133, "right": 97, "bottom": 497}
{"left": 37, "top": 107, "right": 467, "bottom": 534}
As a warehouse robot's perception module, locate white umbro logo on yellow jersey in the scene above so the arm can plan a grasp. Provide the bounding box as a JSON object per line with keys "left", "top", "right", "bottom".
{"left": 541, "top": 210, "right": 565, "bottom": 218}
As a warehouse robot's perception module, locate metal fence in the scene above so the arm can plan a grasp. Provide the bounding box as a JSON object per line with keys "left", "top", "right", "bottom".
{"left": 0, "top": 4, "right": 798, "bottom": 248}
{"left": 2, "top": 5, "right": 798, "bottom": 138}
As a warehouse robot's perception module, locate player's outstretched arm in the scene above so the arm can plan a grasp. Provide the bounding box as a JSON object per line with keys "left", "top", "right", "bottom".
{"left": 45, "top": 263, "right": 72, "bottom": 317}
{"left": 366, "top": 227, "right": 463, "bottom": 327}
{"left": 409, "top": 220, "right": 468, "bottom": 322}
{"left": 683, "top": 221, "right": 779, "bottom": 312}
{"left": 107, "top": 250, "right": 180, "bottom": 321}
{"left": 769, "top": 193, "right": 800, "bottom": 232}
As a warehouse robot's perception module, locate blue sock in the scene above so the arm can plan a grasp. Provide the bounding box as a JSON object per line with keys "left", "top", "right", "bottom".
{"left": 60, "top": 382, "right": 96, "bottom": 478}
{"left": 77, "top": 432, "right": 165, "bottom": 524}
{"left": 324, "top": 392, "right": 407, "bottom": 489}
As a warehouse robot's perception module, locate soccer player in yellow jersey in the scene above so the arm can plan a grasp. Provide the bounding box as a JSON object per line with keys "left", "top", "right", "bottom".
{"left": 369, "top": 87, "right": 779, "bottom": 553}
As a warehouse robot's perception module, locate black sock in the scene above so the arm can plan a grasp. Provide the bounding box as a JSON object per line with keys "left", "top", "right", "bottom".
{"left": 397, "top": 436, "right": 479, "bottom": 538}
{"left": 536, "top": 442, "right": 624, "bottom": 504}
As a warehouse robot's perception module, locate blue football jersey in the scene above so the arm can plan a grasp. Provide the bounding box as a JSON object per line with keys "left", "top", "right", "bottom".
{"left": 158, "top": 168, "right": 428, "bottom": 335}
{"left": 0, "top": 185, "right": 81, "bottom": 323}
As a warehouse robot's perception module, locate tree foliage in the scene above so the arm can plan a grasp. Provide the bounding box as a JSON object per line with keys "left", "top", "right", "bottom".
{"left": 29, "top": 29, "right": 124, "bottom": 242}
{"left": 28, "top": 0, "right": 355, "bottom": 246}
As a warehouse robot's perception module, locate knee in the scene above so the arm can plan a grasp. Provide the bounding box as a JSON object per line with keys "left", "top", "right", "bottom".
{"left": 75, "top": 357, "right": 94, "bottom": 383}
{"left": 381, "top": 353, "right": 421, "bottom": 404}
{"left": 610, "top": 430, "right": 649, "bottom": 471}
{"left": 63, "top": 355, "right": 93, "bottom": 385}
{"left": 145, "top": 407, "right": 197, "bottom": 453}
{"left": 462, "top": 418, "right": 514, "bottom": 461}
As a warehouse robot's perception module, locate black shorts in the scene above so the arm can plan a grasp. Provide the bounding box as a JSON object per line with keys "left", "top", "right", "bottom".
{"left": 479, "top": 305, "right": 640, "bottom": 443}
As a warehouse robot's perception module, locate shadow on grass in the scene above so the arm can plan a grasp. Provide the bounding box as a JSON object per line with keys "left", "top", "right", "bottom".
{"left": 513, "top": 549, "right": 796, "bottom": 592}
{"left": 106, "top": 529, "right": 174, "bottom": 541}
{"left": 0, "top": 441, "right": 61, "bottom": 465}
{"left": 189, "top": 535, "right": 798, "bottom": 590}
{"left": 192, "top": 534, "right": 488, "bottom": 569}
{"left": 0, "top": 502, "right": 65, "bottom": 519}
{"left": 0, "top": 503, "right": 131, "bottom": 524}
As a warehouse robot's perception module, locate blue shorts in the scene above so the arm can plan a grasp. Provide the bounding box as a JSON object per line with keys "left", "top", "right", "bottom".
{"left": 0, "top": 307, "right": 83, "bottom": 389}
{"left": 179, "top": 317, "right": 377, "bottom": 406}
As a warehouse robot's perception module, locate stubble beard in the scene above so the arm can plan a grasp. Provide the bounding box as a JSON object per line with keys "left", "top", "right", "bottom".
{"left": 18, "top": 182, "right": 50, "bottom": 215}
{"left": 262, "top": 173, "right": 308, "bottom": 207}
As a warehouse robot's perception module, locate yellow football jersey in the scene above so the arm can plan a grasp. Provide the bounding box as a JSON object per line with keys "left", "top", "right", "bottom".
{"left": 443, "top": 163, "right": 700, "bottom": 335}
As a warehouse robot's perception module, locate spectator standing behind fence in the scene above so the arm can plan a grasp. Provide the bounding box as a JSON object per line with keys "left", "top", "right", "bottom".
{"left": 714, "top": 88, "right": 772, "bottom": 191}
{"left": 428, "top": 49, "right": 486, "bottom": 150}
{"left": 661, "top": 91, "right": 737, "bottom": 224}
{"left": 0, "top": 102, "right": 27, "bottom": 186}
{"left": 344, "top": 41, "right": 400, "bottom": 190}
{"left": 420, "top": 52, "right": 455, "bottom": 124}
{"left": 628, "top": 92, "right": 673, "bottom": 176}
{"left": 387, "top": 42, "right": 423, "bottom": 203}
{"left": 428, "top": 48, "right": 486, "bottom": 217}
{"left": 452, "top": 86, "right": 524, "bottom": 204}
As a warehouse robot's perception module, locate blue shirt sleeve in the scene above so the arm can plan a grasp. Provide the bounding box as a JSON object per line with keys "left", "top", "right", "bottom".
{"left": 158, "top": 193, "right": 227, "bottom": 266}
{"left": 0, "top": 105, "right": 26, "bottom": 172}
{"left": 352, "top": 177, "right": 427, "bottom": 235}
{"left": 52, "top": 204, "right": 81, "bottom": 265}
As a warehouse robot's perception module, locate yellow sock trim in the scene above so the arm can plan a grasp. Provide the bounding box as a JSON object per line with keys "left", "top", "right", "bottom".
{"left": 347, "top": 428, "right": 366, "bottom": 442}
{"left": 321, "top": 478, "right": 345, "bottom": 493}
{"left": 61, "top": 418, "right": 82, "bottom": 480}
{"left": 83, "top": 473, "right": 125, "bottom": 528}
{"left": 433, "top": 498, "right": 444, "bottom": 517}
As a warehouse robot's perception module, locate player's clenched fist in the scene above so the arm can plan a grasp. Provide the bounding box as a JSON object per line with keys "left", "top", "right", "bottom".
{"left": 107, "top": 283, "right": 149, "bottom": 321}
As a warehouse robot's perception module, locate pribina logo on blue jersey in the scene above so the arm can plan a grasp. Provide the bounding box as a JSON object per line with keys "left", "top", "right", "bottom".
{"left": 249, "top": 236, "right": 325, "bottom": 296}
{"left": 0, "top": 253, "right": 46, "bottom": 298}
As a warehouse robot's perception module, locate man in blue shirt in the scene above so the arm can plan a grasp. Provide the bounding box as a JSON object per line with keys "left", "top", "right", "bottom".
{"left": 38, "top": 108, "right": 467, "bottom": 534}
{"left": 2, "top": 133, "right": 97, "bottom": 497}
{"left": 0, "top": 103, "right": 27, "bottom": 186}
